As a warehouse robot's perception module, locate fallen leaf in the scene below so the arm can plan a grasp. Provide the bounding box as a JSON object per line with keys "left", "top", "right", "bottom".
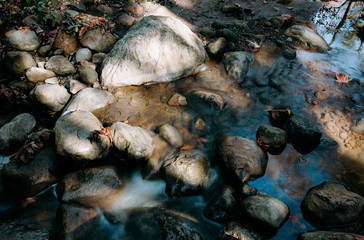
{"left": 180, "top": 145, "right": 194, "bottom": 150}
{"left": 289, "top": 215, "right": 301, "bottom": 224}
{"left": 199, "top": 138, "right": 208, "bottom": 143}
{"left": 335, "top": 73, "right": 353, "bottom": 83}
{"left": 353, "top": 235, "right": 364, "bottom": 240}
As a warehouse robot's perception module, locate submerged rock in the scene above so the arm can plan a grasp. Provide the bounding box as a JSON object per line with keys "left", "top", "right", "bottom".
{"left": 56, "top": 203, "right": 101, "bottom": 240}
{"left": 204, "top": 185, "right": 237, "bottom": 222}
{"left": 285, "top": 25, "right": 329, "bottom": 52}
{"left": 283, "top": 115, "right": 322, "bottom": 154}
{"left": 186, "top": 88, "right": 227, "bottom": 111}
{"left": 57, "top": 166, "right": 123, "bottom": 208}
{"left": 240, "top": 194, "right": 289, "bottom": 229}
{"left": 30, "top": 84, "right": 71, "bottom": 112}
{"left": 45, "top": 55, "right": 77, "bottom": 75}
{"left": 2, "top": 147, "right": 58, "bottom": 198}
{"left": 8, "top": 29, "right": 40, "bottom": 51}
{"left": 218, "top": 136, "right": 268, "bottom": 183}
{"left": 158, "top": 124, "right": 183, "bottom": 148}
{"left": 80, "top": 28, "right": 118, "bottom": 53}
{"left": 298, "top": 231, "right": 362, "bottom": 240}
{"left": 5, "top": 51, "right": 36, "bottom": 75}
{"left": 301, "top": 181, "right": 364, "bottom": 227}
{"left": 62, "top": 88, "right": 114, "bottom": 116}
{"left": 0, "top": 113, "right": 37, "bottom": 154}
{"left": 54, "top": 110, "right": 111, "bottom": 161}
{"left": 223, "top": 51, "right": 253, "bottom": 80}
{"left": 218, "top": 222, "right": 263, "bottom": 240}
{"left": 101, "top": 15, "right": 206, "bottom": 87}
{"left": 162, "top": 149, "right": 212, "bottom": 197}
{"left": 110, "top": 122, "right": 153, "bottom": 160}
{"left": 256, "top": 124, "right": 287, "bottom": 155}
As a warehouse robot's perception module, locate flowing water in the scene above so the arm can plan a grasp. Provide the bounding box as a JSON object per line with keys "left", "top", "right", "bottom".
{"left": 0, "top": 1, "right": 363, "bottom": 239}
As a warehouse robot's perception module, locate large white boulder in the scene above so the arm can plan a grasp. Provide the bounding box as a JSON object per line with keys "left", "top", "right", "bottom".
{"left": 101, "top": 15, "right": 206, "bottom": 87}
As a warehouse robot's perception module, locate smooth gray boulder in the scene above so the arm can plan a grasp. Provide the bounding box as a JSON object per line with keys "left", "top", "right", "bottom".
{"left": 161, "top": 149, "right": 212, "bottom": 197}
{"left": 62, "top": 88, "right": 114, "bottom": 116}
{"left": 30, "top": 84, "right": 71, "bottom": 112}
{"left": 110, "top": 122, "right": 153, "bottom": 160}
{"left": 45, "top": 55, "right": 76, "bottom": 75}
{"left": 79, "top": 68, "right": 98, "bottom": 84}
{"left": 0, "top": 113, "right": 36, "bottom": 154}
{"left": 5, "top": 51, "right": 36, "bottom": 75}
{"left": 2, "top": 147, "right": 58, "bottom": 198}
{"left": 26, "top": 67, "right": 56, "bottom": 82}
{"left": 240, "top": 195, "right": 289, "bottom": 229}
{"left": 57, "top": 166, "right": 123, "bottom": 208}
{"left": 101, "top": 15, "right": 206, "bottom": 87}
{"left": 80, "top": 28, "right": 118, "bottom": 53}
{"left": 54, "top": 111, "right": 111, "bottom": 161}
{"left": 159, "top": 124, "right": 183, "bottom": 148}
{"left": 285, "top": 25, "right": 329, "bottom": 52}
{"left": 69, "top": 79, "right": 88, "bottom": 94}
{"left": 218, "top": 136, "right": 268, "bottom": 183}
{"left": 223, "top": 51, "right": 253, "bottom": 79}
{"left": 8, "top": 29, "right": 40, "bottom": 51}
{"left": 75, "top": 48, "right": 92, "bottom": 63}
{"left": 301, "top": 181, "right": 364, "bottom": 227}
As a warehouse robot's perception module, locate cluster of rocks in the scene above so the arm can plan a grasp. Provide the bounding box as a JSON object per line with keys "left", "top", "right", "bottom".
{"left": 0, "top": 1, "right": 363, "bottom": 239}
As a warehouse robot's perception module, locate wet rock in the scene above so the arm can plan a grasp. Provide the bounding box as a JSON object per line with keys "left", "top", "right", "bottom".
{"left": 7, "top": 29, "right": 40, "bottom": 51}
{"left": 54, "top": 30, "right": 78, "bottom": 56}
{"left": 218, "top": 222, "right": 263, "bottom": 240}
{"left": 110, "top": 122, "right": 153, "bottom": 160}
{"left": 57, "top": 166, "right": 123, "bottom": 207}
{"left": 75, "top": 48, "right": 92, "bottom": 63}
{"left": 194, "top": 117, "right": 208, "bottom": 133}
{"left": 5, "top": 51, "right": 36, "bottom": 75}
{"left": 0, "top": 113, "right": 36, "bottom": 154}
{"left": 351, "top": 118, "right": 364, "bottom": 135}
{"left": 159, "top": 124, "right": 183, "bottom": 148}
{"left": 222, "top": 4, "right": 241, "bottom": 14}
{"left": 56, "top": 204, "right": 101, "bottom": 240}
{"left": 38, "top": 45, "right": 52, "bottom": 57}
{"left": 25, "top": 67, "right": 56, "bottom": 82}
{"left": 218, "top": 136, "right": 268, "bottom": 183}
{"left": 117, "top": 14, "right": 137, "bottom": 27}
{"left": 168, "top": 93, "right": 187, "bottom": 106}
{"left": 217, "top": 29, "right": 239, "bottom": 43}
{"left": 79, "top": 68, "right": 98, "bottom": 84}
{"left": 204, "top": 185, "right": 237, "bottom": 222}
{"left": 92, "top": 52, "right": 107, "bottom": 64}
{"left": 314, "top": 90, "right": 329, "bottom": 101}
{"left": 270, "top": 15, "right": 292, "bottom": 28}
{"left": 0, "top": 224, "right": 50, "bottom": 240}
{"left": 161, "top": 149, "right": 211, "bottom": 197}
{"left": 69, "top": 79, "right": 88, "bottom": 94}
{"left": 186, "top": 88, "right": 227, "bottom": 111}
{"left": 123, "top": 208, "right": 203, "bottom": 240}
{"left": 2, "top": 147, "right": 58, "bottom": 198}
{"left": 54, "top": 111, "right": 111, "bottom": 161}
{"left": 223, "top": 51, "right": 253, "bottom": 79}
{"left": 240, "top": 194, "right": 289, "bottom": 229}
{"left": 96, "top": 4, "right": 113, "bottom": 14}
{"left": 80, "top": 28, "right": 118, "bottom": 53}
{"left": 62, "top": 88, "right": 114, "bottom": 116}
{"left": 30, "top": 84, "right": 70, "bottom": 112}
{"left": 45, "top": 55, "right": 77, "bottom": 75}
{"left": 285, "top": 25, "right": 329, "bottom": 52}
{"left": 101, "top": 15, "right": 206, "bottom": 87}
{"left": 200, "top": 27, "right": 216, "bottom": 38}
{"left": 206, "top": 37, "right": 228, "bottom": 57}
{"left": 283, "top": 47, "right": 296, "bottom": 60}
{"left": 256, "top": 124, "right": 287, "bottom": 155}
{"left": 301, "top": 181, "right": 364, "bottom": 227}
{"left": 268, "top": 108, "right": 292, "bottom": 128}
{"left": 283, "top": 115, "right": 322, "bottom": 154}
{"left": 125, "top": 2, "right": 144, "bottom": 16}
{"left": 298, "top": 231, "right": 362, "bottom": 240}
